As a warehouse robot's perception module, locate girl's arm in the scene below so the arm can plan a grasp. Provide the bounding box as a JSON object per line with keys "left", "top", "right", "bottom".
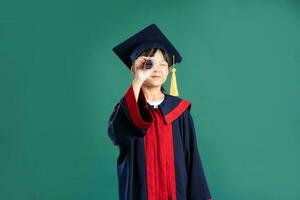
{"left": 107, "top": 81, "right": 153, "bottom": 146}
{"left": 108, "top": 56, "right": 156, "bottom": 146}
{"left": 132, "top": 78, "right": 143, "bottom": 101}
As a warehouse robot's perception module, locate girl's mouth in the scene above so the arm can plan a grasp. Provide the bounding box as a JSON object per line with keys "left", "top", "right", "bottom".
{"left": 151, "top": 76, "right": 161, "bottom": 80}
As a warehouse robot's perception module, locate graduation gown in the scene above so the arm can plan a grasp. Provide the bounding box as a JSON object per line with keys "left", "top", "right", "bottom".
{"left": 107, "top": 85, "right": 212, "bottom": 200}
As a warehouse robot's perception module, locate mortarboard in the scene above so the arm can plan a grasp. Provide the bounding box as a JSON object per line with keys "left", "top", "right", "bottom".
{"left": 112, "top": 24, "right": 181, "bottom": 96}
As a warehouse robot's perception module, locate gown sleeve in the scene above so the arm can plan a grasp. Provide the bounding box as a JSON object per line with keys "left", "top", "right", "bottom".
{"left": 184, "top": 108, "right": 212, "bottom": 200}
{"left": 107, "top": 85, "right": 153, "bottom": 146}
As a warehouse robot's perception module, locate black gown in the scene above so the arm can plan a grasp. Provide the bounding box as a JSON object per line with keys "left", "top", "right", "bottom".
{"left": 107, "top": 85, "right": 212, "bottom": 200}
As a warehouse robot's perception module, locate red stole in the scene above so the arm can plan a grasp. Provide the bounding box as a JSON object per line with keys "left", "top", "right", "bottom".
{"left": 144, "top": 108, "right": 176, "bottom": 200}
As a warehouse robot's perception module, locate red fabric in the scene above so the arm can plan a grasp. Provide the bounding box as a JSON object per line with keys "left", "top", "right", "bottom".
{"left": 165, "top": 99, "right": 191, "bottom": 124}
{"left": 144, "top": 108, "right": 177, "bottom": 200}
{"left": 124, "top": 85, "right": 198, "bottom": 199}
{"left": 124, "top": 86, "right": 153, "bottom": 129}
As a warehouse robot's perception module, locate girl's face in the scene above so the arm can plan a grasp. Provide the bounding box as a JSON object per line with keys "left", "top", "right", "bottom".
{"left": 141, "top": 49, "right": 169, "bottom": 88}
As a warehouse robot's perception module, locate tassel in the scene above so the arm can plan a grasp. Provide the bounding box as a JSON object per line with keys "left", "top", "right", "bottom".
{"left": 170, "top": 55, "right": 179, "bottom": 96}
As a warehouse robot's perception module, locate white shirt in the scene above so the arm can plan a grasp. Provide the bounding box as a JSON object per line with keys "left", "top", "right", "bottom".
{"left": 146, "top": 95, "right": 165, "bottom": 108}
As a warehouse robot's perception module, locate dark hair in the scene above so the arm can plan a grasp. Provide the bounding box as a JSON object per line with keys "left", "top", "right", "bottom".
{"left": 138, "top": 48, "right": 171, "bottom": 93}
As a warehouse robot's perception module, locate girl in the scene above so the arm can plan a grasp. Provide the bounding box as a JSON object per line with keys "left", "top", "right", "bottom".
{"left": 108, "top": 24, "right": 212, "bottom": 200}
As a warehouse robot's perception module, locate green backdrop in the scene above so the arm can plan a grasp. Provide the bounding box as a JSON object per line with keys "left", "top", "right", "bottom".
{"left": 1, "top": 0, "right": 300, "bottom": 199}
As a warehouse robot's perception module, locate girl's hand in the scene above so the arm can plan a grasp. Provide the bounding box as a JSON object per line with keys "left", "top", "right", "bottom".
{"left": 131, "top": 56, "right": 157, "bottom": 83}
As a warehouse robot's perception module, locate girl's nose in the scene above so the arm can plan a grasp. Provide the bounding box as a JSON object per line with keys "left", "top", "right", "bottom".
{"left": 153, "top": 68, "right": 161, "bottom": 73}
{"left": 153, "top": 64, "right": 162, "bottom": 71}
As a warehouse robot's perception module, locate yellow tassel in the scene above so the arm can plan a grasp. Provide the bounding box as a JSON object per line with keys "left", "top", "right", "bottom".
{"left": 170, "top": 66, "right": 179, "bottom": 96}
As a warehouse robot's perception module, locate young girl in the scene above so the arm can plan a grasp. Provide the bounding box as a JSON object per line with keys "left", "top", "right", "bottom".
{"left": 108, "top": 24, "right": 212, "bottom": 200}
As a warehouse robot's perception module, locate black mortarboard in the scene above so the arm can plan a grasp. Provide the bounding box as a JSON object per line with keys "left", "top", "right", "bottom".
{"left": 112, "top": 24, "right": 182, "bottom": 70}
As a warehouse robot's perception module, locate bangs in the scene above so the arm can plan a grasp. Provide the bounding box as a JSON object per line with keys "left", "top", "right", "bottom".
{"left": 138, "top": 48, "right": 171, "bottom": 66}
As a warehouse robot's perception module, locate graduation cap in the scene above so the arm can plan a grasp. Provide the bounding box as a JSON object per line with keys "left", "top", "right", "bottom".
{"left": 112, "top": 24, "right": 181, "bottom": 96}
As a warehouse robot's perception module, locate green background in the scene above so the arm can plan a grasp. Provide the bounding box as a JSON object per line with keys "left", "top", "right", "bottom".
{"left": 1, "top": 0, "right": 300, "bottom": 199}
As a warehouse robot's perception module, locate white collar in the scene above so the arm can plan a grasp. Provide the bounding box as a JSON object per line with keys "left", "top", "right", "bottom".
{"left": 146, "top": 95, "right": 165, "bottom": 108}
